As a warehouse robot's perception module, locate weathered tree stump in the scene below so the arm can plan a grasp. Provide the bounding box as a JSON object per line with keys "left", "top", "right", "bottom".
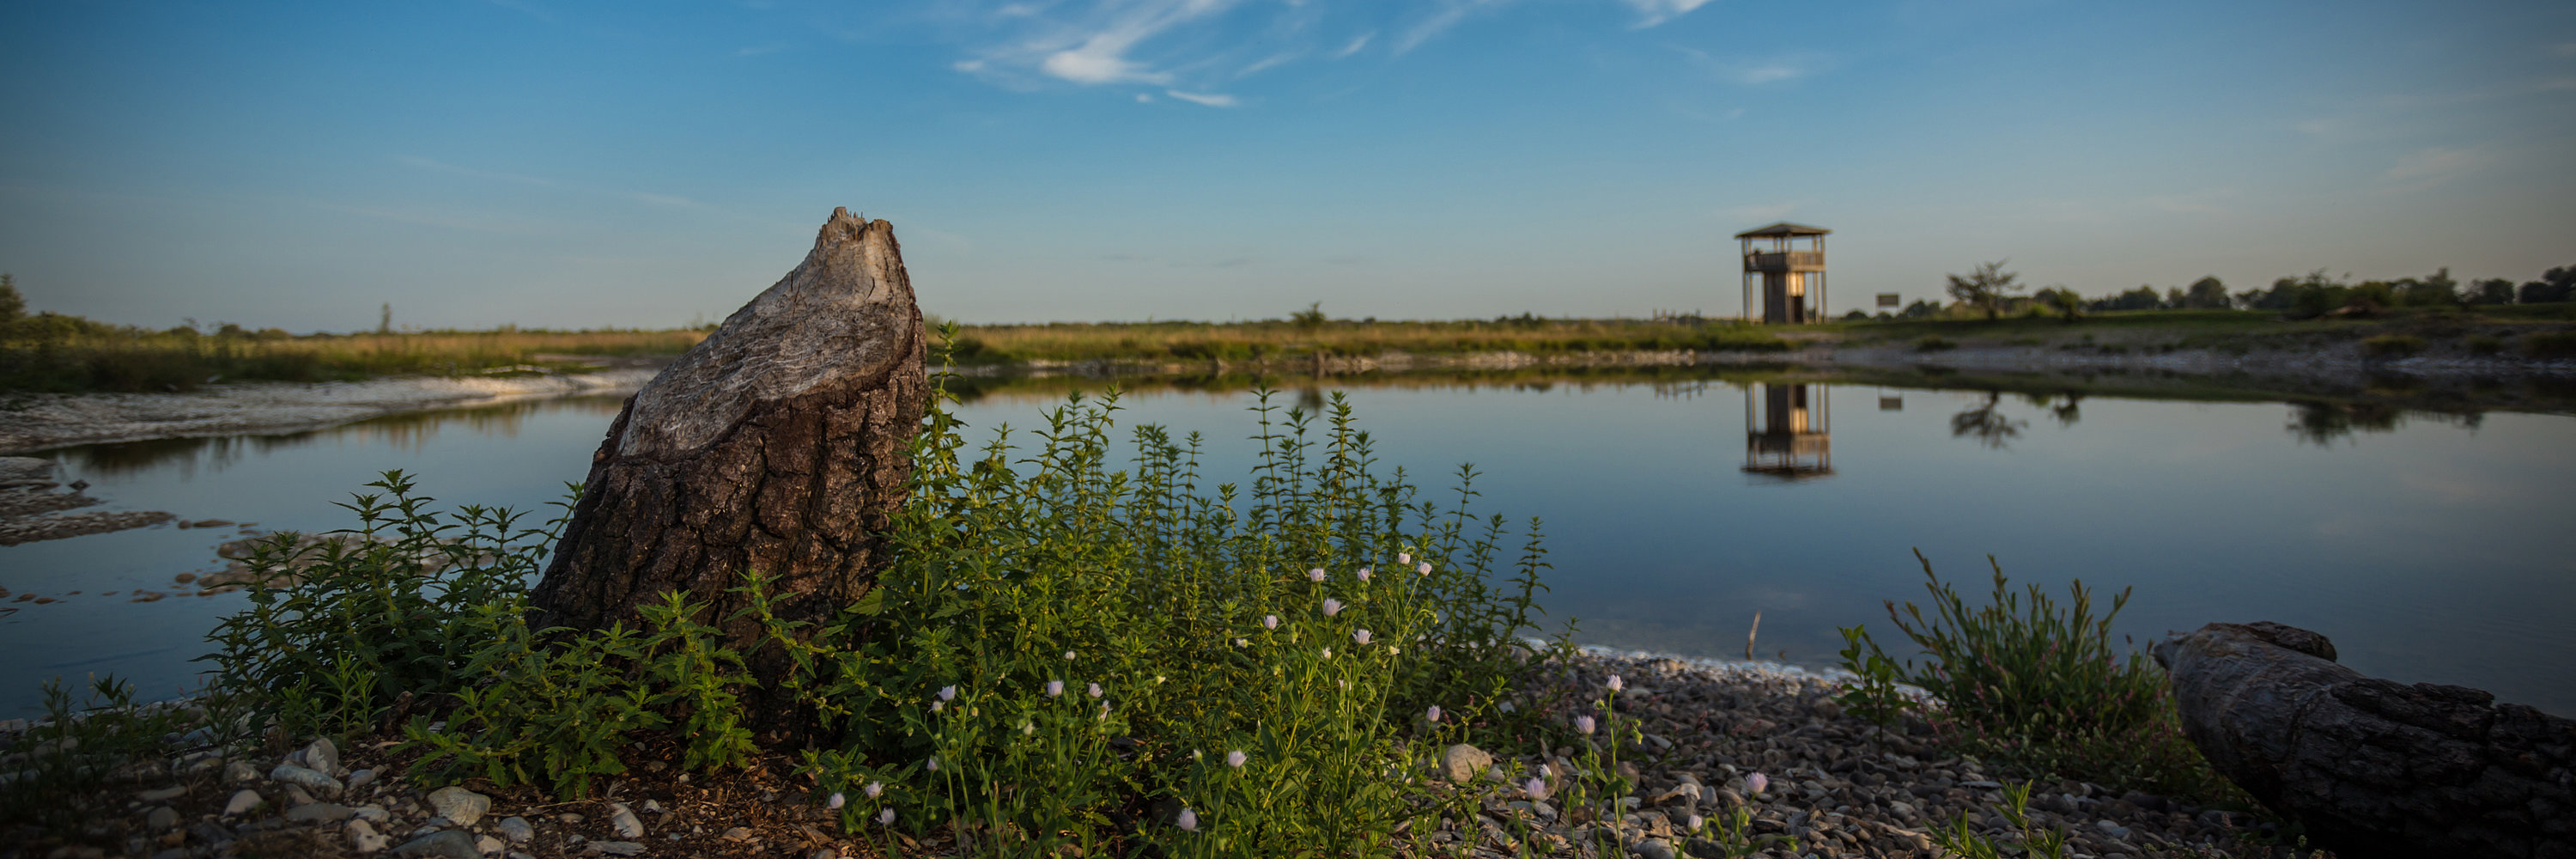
{"left": 2154, "top": 622, "right": 2575, "bottom": 858}
{"left": 529, "top": 207, "right": 926, "bottom": 738}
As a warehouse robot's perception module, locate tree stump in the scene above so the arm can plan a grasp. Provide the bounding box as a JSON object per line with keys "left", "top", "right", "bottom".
{"left": 528, "top": 207, "right": 926, "bottom": 739}
{"left": 2154, "top": 622, "right": 2575, "bottom": 858}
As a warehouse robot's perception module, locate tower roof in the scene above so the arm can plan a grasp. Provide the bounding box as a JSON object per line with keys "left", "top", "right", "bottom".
{"left": 1733, "top": 222, "right": 1832, "bottom": 238}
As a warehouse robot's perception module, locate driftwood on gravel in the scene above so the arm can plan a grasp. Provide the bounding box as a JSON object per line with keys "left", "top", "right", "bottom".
{"left": 2154, "top": 621, "right": 2576, "bottom": 859}
{"left": 528, "top": 207, "right": 927, "bottom": 739}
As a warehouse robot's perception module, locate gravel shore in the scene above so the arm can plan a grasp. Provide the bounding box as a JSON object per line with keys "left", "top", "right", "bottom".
{"left": 0, "top": 369, "right": 660, "bottom": 455}
{"left": 0, "top": 649, "right": 2315, "bottom": 859}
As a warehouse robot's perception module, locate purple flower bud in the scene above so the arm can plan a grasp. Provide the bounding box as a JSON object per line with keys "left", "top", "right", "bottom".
{"left": 927, "top": 757, "right": 939, "bottom": 772}
{"left": 1307, "top": 568, "right": 1326, "bottom": 582}
{"left": 1747, "top": 771, "right": 1768, "bottom": 794}
{"left": 1575, "top": 715, "right": 1595, "bottom": 735}
{"left": 1426, "top": 705, "right": 1443, "bottom": 723}
{"left": 1322, "top": 598, "right": 1343, "bottom": 617}
{"left": 1046, "top": 680, "right": 1064, "bottom": 698}
{"left": 1226, "top": 750, "right": 1246, "bottom": 768}
{"left": 938, "top": 685, "right": 957, "bottom": 701}
{"left": 1357, "top": 567, "right": 1373, "bottom": 582}
{"left": 1396, "top": 551, "right": 1412, "bottom": 564}
{"left": 1686, "top": 813, "right": 1704, "bottom": 831}
{"left": 1416, "top": 562, "right": 1432, "bottom": 576}
{"left": 827, "top": 792, "right": 845, "bottom": 809}
{"left": 1088, "top": 682, "right": 1103, "bottom": 698}
{"left": 1064, "top": 650, "right": 1076, "bottom": 661}
{"left": 1176, "top": 807, "right": 1198, "bottom": 832}
{"left": 865, "top": 781, "right": 883, "bottom": 798}
{"left": 1525, "top": 777, "right": 1550, "bottom": 801}
{"left": 1263, "top": 614, "right": 1279, "bottom": 630}
{"left": 931, "top": 700, "right": 943, "bottom": 712}
{"left": 1353, "top": 629, "right": 1372, "bottom": 645}
{"left": 878, "top": 807, "right": 895, "bottom": 825}
{"left": 1606, "top": 674, "right": 1624, "bottom": 692}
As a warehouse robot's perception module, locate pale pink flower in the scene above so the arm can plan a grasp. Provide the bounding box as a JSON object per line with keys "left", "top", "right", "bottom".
{"left": 1353, "top": 629, "right": 1372, "bottom": 645}
{"left": 938, "top": 685, "right": 957, "bottom": 701}
{"left": 1321, "top": 647, "right": 1334, "bottom": 659}
{"left": 1396, "top": 551, "right": 1412, "bottom": 564}
{"left": 865, "top": 782, "right": 883, "bottom": 798}
{"left": 927, "top": 757, "right": 939, "bottom": 772}
{"left": 1686, "top": 814, "right": 1704, "bottom": 831}
{"left": 1575, "top": 715, "right": 1595, "bottom": 735}
{"left": 1088, "top": 682, "right": 1103, "bottom": 698}
{"left": 1747, "top": 771, "right": 1769, "bottom": 794}
{"left": 1606, "top": 674, "right": 1624, "bottom": 692}
{"left": 1064, "top": 650, "right": 1077, "bottom": 661}
{"left": 1307, "top": 568, "right": 1327, "bottom": 582}
{"left": 1425, "top": 705, "right": 1443, "bottom": 723}
{"left": 878, "top": 807, "right": 895, "bottom": 825}
{"left": 1176, "top": 807, "right": 1198, "bottom": 832}
{"left": 1322, "top": 598, "right": 1343, "bottom": 616}
{"left": 1416, "top": 562, "right": 1432, "bottom": 576}
{"left": 1524, "top": 777, "right": 1550, "bottom": 801}
{"left": 827, "top": 792, "right": 845, "bottom": 809}
{"left": 1357, "top": 567, "right": 1373, "bottom": 582}
{"left": 1046, "top": 680, "right": 1064, "bottom": 698}
{"left": 1263, "top": 614, "right": 1279, "bottom": 630}
{"left": 1226, "top": 750, "right": 1247, "bottom": 768}
{"left": 930, "top": 700, "right": 943, "bottom": 712}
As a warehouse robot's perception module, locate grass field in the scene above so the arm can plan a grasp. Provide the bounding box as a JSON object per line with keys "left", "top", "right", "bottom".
{"left": 944, "top": 316, "right": 1793, "bottom": 365}
{"left": 0, "top": 328, "right": 707, "bottom": 393}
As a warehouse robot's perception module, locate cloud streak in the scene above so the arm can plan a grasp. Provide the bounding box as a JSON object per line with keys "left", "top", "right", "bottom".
{"left": 1164, "top": 88, "right": 1239, "bottom": 107}
{"left": 1620, "top": 0, "right": 1716, "bottom": 28}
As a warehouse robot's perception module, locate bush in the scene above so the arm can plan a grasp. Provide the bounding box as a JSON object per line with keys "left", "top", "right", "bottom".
{"left": 1845, "top": 551, "right": 2248, "bottom": 805}
{"left": 2524, "top": 331, "right": 2576, "bottom": 358}
{"left": 1916, "top": 336, "right": 1957, "bottom": 352}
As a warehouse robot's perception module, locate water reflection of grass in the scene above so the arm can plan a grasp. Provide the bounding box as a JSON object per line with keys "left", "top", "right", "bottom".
{"left": 52, "top": 396, "right": 633, "bottom": 476}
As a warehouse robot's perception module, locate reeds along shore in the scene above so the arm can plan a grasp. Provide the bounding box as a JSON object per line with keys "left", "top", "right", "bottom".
{"left": 0, "top": 329, "right": 707, "bottom": 393}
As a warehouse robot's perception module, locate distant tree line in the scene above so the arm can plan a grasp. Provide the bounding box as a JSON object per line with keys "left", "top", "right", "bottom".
{"left": 1849, "top": 263, "right": 2576, "bottom": 321}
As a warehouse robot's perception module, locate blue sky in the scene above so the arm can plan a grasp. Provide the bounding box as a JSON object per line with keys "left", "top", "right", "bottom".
{"left": 3, "top": 0, "right": 2571, "bottom": 331}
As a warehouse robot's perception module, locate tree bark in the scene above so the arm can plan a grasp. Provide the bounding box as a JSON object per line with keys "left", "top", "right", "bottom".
{"left": 528, "top": 207, "right": 926, "bottom": 740}
{"left": 2154, "top": 622, "right": 2575, "bottom": 859}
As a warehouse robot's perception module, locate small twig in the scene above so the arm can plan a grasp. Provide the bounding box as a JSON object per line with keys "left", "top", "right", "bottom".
{"left": 1745, "top": 611, "right": 1761, "bottom": 661}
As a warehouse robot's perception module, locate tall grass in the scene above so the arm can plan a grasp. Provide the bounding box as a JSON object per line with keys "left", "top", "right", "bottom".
{"left": 948, "top": 318, "right": 1791, "bottom": 364}
{"left": 0, "top": 328, "right": 705, "bottom": 393}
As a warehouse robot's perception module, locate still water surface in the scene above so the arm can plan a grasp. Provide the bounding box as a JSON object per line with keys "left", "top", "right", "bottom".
{"left": 4, "top": 375, "right": 2571, "bottom": 717}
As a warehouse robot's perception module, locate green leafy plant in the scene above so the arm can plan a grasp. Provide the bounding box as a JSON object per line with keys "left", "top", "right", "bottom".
{"left": 1833, "top": 624, "right": 1917, "bottom": 732}
{"left": 1931, "top": 781, "right": 2070, "bottom": 859}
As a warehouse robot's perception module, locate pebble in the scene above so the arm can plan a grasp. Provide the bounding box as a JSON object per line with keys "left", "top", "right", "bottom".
{"left": 347, "top": 768, "right": 378, "bottom": 791}
{"left": 427, "top": 785, "right": 492, "bottom": 827}
{"left": 1634, "top": 838, "right": 1677, "bottom": 859}
{"left": 356, "top": 803, "right": 390, "bottom": 823}
{"left": 584, "top": 842, "right": 645, "bottom": 856}
{"left": 137, "top": 785, "right": 186, "bottom": 802}
{"left": 222, "top": 760, "right": 259, "bottom": 783}
{"left": 721, "top": 826, "right": 755, "bottom": 843}
{"left": 349, "top": 819, "right": 389, "bottom": 854}
{"left": 607, "top": 801, "right": 645, "bottom": 838}
{"left": 304, "top": 736, "right": 340, "bottom": 776}
{"left": 143, "top": 807, "right": 179, "bottom": 829}
{"left": 222, "top": 789, "right": 264, "bottom": 816}
{"left": 495, "top": 816, "right": 534, "bottom": 844}
{"left": 392, "top": 830, "right": 482, "bottom": 859}
{"left": 270, "top": 764, "right": 343, "bottom": 795}
{"left": 1441, "top": 743, "right": 1495, "bottom": 784}
{"left": 477, "top": 835, "right": 506, "bottom": 856}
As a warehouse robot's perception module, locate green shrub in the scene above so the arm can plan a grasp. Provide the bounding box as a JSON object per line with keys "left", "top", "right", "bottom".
{"left": 1846, "top": 551, "right": 2249, "bottom": 805}
{"left": 2466, "top": 335, "right": 2504, "bottom": 356}
{"left": 2524, "top": 331, "right": 2576, "bottom": 357}
{"left": 1916, "top": 336, "right": 1958, "bottom": 352}
{"left": 2360, "top": 334, "right": 2424, "bottom": 358}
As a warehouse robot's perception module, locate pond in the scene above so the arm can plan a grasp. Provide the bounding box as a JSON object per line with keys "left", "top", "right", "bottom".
{"left": 4, "top": 370, "right": 2572, "bottom": 718}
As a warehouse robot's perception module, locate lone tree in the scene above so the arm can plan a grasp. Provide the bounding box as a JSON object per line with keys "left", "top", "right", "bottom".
{"left": 528, "top": 207, "right": 927, "bottom": 740}
{"left": 1945, "top": 260, "right": 2023, "bottom": 320}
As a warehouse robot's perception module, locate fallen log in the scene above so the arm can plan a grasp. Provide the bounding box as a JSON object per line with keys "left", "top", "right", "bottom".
{"left": 528, "top": 207, "right": 927, "bottom": 740}
{"left": 2154, "top": 621, "right": 2575, "bottom": 859}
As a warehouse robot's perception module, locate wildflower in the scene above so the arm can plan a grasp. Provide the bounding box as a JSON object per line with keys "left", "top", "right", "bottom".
{"left": 1226, "top": 750, "right": 1247, "bottom": 768}
{"left": 1606, "top": 674, "right": 1624, "bottom": 692}
{"left": 1308, "top": 568, "right": 1326, "bottom": 582}
{"left": 865, "top": 782, "right": 884, "bottom": 798}
{"left": 1417, "top": 561, "right": 1432, "bottom": 576}
{"left": 1322, "top": 647, "right": 1334, "bottom": 659}
{"left": 1088, "top": 682, "right": 1103, "bottom": 698}
{"left": 1537, "top": 764, "right": 1551, "bottom": 777}
{"left": 1236, "top": 637, "right": 1249, "bottom": 647}
{"left": 1686, "top": 813, "right": 1704, "bottom": 831}
{"left": 930, "top": 701, "right": 943, "bottom": 712}
{"left": 1065, "top": 650, "right": 1077, "bottom": 661}
{"left": 1426, "top": 704, "right": 1443, "bottom": 723}
{"left": 1322, "top": 598, "right": 1344, "bottom": 616}
{"left": 1747, "top": 771, "right": 1768, "bottom": 794}
{"left": 1263, "top": 614, "right": 1279, "bottom": 630}
{"left": 1176, "top": 807, "right": 1198, "bottom": 832}
{"left": 938, "top": 685, "right": 957, "bottom": 701}
{"left": 927, "top": 757, "right": 939, "bottom": 772}
{"left": 1575, "top": 715, "right": 1595, "bottom": 735}
{"left": 1498, "top": 700, "right": 1516, "bottom": 714}
{"left": 1353, "top": 629, "right": 1373, "bottom": 645}
{"left": 1358, "top": 567, "right": 1373, "bottom": 582}
{"left": 1022, "top": 722, "right": 1035, "bottom": 735}
{"left": 1397, "top": 551, "right": 1412, "bottom": 564}
{"left": 878, "top": 807, "right": 895, "bottom": 825}
{"left": 1524, "top": 777, "right": 1550, "bottom": 801}
{"left": 1047, "top": 680, "right": 1064, "bottom": 698}
{"left": 1388, "top": 645, "right": 1400, "bottom": 655}
{"left": 827, "top": 792, "right": 845, "bottom": 810}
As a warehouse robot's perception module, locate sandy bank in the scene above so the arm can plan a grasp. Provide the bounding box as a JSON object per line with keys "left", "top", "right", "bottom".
{"left": 0, "top": 369, "right": 661, "bottom": 455}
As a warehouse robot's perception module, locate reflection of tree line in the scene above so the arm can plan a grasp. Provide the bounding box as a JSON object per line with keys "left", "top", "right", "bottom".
{"left": 54, "top": 395, "right": 630, "bottom": 477}
{"left": 1941, "top": 389, "right": 2480, "bottom": 448}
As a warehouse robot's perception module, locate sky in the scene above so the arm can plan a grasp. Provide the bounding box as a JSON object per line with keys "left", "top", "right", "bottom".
{"left": 3, "top": 0, "right": 2572, "bottom": 332}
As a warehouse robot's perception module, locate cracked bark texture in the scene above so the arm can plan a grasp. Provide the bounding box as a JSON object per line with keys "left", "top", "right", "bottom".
{"left": 529, "top": 207, "right": 925, "bottom": 738}
{"left": 2155, "top": 622, "right": 2575, "bottom": 859}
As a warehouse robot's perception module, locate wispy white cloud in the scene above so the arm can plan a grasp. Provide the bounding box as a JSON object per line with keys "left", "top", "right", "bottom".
{"left": 2385, "top": 145, "right": 2488, "bottom": 184}
{"left": 1030, "top": 0, "right": 1241, "bottom": 85}
{"left": 1673, "top": 46, "right": 1833, "bottom": 86}
{"left": 1620, "top": 0, "right": 1716, "bottom": 28}
{"left": 1331, "top": 31, "right": 1373, "bottom": 58}
{"left": 1236, "top": 51, "right": 1299, "bottom": 77}
{"left": 1165, "top": 88, "right": 1239, "bottom": 107}
{"left": 1395, "top": 0, "right": 1510, "bottom": 55}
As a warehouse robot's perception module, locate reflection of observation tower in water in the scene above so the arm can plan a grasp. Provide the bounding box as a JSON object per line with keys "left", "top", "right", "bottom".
{"left": 1742, "top": 382, "right": 1832, "bottom": 480}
